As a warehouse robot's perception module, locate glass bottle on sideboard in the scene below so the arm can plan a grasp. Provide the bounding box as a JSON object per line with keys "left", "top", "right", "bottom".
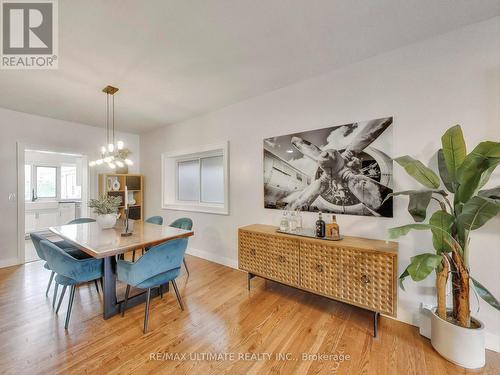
{"left": 327, "top": 214, "right": 341, "bottom": 240}
{"left": 279, "top": 210, "right": 290, "bottom": 231}
{"left": 315, "top": 211, "right": 326, "bottom": 238}
{"left": 295, "top": 209, "right": 303, "bottom": 230}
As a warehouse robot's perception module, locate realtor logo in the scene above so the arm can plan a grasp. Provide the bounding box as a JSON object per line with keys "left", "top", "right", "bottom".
{"left": 1, "top": 0, "right": 58, "bottom": 69}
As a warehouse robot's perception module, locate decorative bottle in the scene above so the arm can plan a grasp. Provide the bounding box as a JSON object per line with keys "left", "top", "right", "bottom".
{"left": 315, "top": 211, "right": 326, "bottom": 238}
{"left": 295, "top": 209, "right": 303, "bottom": 229}
{"left": 328, "top": 215, "right": 340, "bottom": 240}
{"left": 289, "top": 211, "right": 297, "bottom": 232}
{"left": 279, "top": 210, "right": 289, "bottom": 232}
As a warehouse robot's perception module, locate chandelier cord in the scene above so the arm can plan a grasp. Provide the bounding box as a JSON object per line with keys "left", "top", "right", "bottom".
{"left": 106, "top": 93, "right": 109, "bottom": 147}
{"left": 112, "top": 94, "right": 115, "bottom": 145}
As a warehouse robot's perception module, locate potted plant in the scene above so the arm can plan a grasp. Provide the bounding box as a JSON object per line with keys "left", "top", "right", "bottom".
{"left": 88, "top": 195, "right": 122, "bottom": 229}
{"left": 387, "top": 125, "right": 499, "bottom": 369}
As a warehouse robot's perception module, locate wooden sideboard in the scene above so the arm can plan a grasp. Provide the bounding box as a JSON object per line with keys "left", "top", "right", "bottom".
{"left": 238, "top": 224, "right": 398, "bottom": 337}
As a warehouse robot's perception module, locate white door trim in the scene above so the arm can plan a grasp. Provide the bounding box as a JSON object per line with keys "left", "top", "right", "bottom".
{"left": 16, "top": 142, "right": 89, "bottom": 266}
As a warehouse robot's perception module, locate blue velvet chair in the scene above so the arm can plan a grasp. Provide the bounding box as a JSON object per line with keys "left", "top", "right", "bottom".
{"left": 145, "top": 216, "right": 163, "bottom": 225}
{"left": 30, "top": 233, "right": 94, "bottom": 306}
{"left": 67, "top": 217, "right": 96, "bottom": 224}
{"left": 40, "top": 240, "right": 103, "bottom": 329}
{"left": 169, "top": 218, "right": 193, "bottom": 276}
{"left": 133, "top": 216, "right": 165, "bottom": 261}
{"left": 117, "top": 238, "right": 188, "bottom": 333}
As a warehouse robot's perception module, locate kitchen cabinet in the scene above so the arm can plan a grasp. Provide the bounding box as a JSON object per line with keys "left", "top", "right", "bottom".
{"left": 25, "top": 202, "right": 78, "bottom": 235}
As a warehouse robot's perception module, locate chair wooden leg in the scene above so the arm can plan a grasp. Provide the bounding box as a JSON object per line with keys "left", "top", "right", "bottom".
{"left": 65, "top": 285, "right": 76, "bottom": 330}
{"left": 55, "top": 285, "right": 67, "bottom": 314}
{"left": 171, "top": 280, "right": 184, "bottom": 311}
{"left": 46, "top": 271, "right": 55, "bottom": 297}
{"left": 52, "top": 282, "right": 59, "bottom": 308}
{"left": 143, "top": 288, "right": 151, "bottom": 334}
{"left": 122, "top": 285, "right": 130, "bottom": 317}
{"left": 183, "top": 258, "right": 190, "bottom": 277}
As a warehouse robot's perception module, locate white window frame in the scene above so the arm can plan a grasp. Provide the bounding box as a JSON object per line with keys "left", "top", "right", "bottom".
{"left": 25, "top": 162, "right": 82, "bottom": 202}
{"left": 28, "top": 164, "right": 59, "bottom": 201}
{"left": 162, "top": 142, "right": 229, "bottom": 215}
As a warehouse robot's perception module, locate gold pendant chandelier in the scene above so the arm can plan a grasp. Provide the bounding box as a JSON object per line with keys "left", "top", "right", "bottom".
{"left": 89, "top": 85, "right": 133, "bottom": 169}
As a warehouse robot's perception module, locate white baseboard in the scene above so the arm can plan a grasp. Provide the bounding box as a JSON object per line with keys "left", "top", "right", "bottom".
{"left": 186, "top": 247, "right": 238, "bottom": 269}
{"left": 485, "top": 332, "right": 500, "bottom": 353}
{"left": 0, "top": 257, "right": 21, "bottom": 269}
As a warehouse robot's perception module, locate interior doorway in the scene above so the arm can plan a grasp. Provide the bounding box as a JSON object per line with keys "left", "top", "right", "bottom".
{"left": 21, "top": 148, "right": 88, "bottom": 263}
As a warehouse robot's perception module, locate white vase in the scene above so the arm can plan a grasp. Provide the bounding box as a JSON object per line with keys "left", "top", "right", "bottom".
{"left": 96, "top": 214, "right": 118, "bottom": 229}
{"left": 430, "top": 309, "right": 485, "bottom": 369}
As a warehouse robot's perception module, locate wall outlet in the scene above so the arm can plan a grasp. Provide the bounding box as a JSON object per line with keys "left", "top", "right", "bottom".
{"left": 419, "top": 302, "right": 435, "bottom": 339}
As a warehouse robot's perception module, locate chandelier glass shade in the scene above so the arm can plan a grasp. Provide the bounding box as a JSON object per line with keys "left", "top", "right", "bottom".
{"left": 89, "top": 86, "right": 133, "bottom": 169}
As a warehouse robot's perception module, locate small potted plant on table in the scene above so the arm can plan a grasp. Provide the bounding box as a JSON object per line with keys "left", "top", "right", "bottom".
{"left": 89, "top": 195, "right": 122, "bottom": 229}
{"left": 387, "top": 125, "right": 499, "bottom": 369}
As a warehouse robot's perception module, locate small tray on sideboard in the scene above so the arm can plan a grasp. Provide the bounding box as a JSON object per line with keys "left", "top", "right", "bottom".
{"left": 276, "top": 228, "right": 343, "bottom": 241}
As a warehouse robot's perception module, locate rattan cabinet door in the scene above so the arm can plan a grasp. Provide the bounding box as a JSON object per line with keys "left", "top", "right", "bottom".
{"left": 266, "top": 235, "right": 300, "bottom": 286}
{"left": 299, "top": 240, "right": 395, "bottom": 316}
{"left": 299, "top": 240, "right": 342, "bottom": 299}
{"left": 238, "top": 230, "right": 268, "bottom": 276}
{"left": 339, "top": 249, "right": 395, "bottom": 316}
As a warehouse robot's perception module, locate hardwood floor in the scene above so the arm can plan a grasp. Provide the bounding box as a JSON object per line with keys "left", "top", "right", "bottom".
{"left": 0, "top": 256, "right": 498, "bottom": 374}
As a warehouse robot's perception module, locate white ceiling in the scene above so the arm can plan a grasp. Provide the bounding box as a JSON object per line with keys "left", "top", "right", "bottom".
{"left": 1, "top": 0, "right": 499, "bottom": 134}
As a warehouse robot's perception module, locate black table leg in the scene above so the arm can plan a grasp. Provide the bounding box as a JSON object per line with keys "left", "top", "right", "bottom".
{"left": 103, "top": 256, "right": 119, "bottom": 319}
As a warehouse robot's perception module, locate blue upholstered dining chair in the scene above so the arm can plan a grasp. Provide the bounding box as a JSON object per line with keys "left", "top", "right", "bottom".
{"left": 30, "top": 233, "right": 94, "bottom": 306}
{"left": 67, "top": 217, "right": 96, "bottom": 224}
{"left": 169, "top": 218, "right": 193, "bottom": 276}
{"left": 117, "top": 238, "right": 188, "bottom": 333}
{"left": 40, "top": 240, "right": 103, "bottom": 329}
{"left": 145, "top": 216, "right": 163, "bottom": 225}
{"left": 134, "top": 216, "right": 165, "bottom": 261}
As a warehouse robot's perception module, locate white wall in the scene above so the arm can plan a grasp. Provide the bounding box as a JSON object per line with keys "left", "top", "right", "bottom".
{"left": 141, "top": 18, "right": 500, "bottom": 350}
{"left": 0, "top": 108, "right": 140, "bottom": 267}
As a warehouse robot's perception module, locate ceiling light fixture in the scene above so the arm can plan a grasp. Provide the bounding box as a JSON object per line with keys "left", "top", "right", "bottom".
{"left": 89, "top": 85, "right": 133, "bottom": 169}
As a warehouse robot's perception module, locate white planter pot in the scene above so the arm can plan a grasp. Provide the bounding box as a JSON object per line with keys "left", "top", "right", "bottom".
{"left": 430, "top": 309, "right": 485, "bottom": 369}
{"left": 96, "top": 214, "right": 118, "bottom": 229}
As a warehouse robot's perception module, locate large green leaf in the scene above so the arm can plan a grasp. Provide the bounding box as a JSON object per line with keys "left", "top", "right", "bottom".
{"left": 407, "top": 253, "right": 443, "bottom": 282}
{"left": 437, "top": 149, "right": 455, "bottom": 192}
{"left": 456, "top": 142, "right": 500, "bottom": 203}
{"left": 408, "top": 191, "right": 433, "bottom": 222}
{"left": 399, "top": 268, "right": 410, "bottom": 291}
{"left": 395, "top": 156, "right": 441, "bottom": 189}
{"left": 478, "top": 164, "right": 498, "bottom": 190}
{"left": 429, "top": 210, "right": 455, "bottom": 253}
{"left": 478, "top": 186, "right": 500, "bottom": 203}
{"left": 388, "top": 223, "right": 432, "bottom": 239}
{"left": 388, "top": 223, "right": 462, "bottom": 253}
{"left": 384, "top": 190, "right": 446, "bottom": 222}
{"left": 471, "top": 277, "right": 500, "bottom": 312}
{"left": 458, "top": 196, "right": 500, "bottom": 231}
{"left": 441, "top": 125, "right": 466, "bottom": 187}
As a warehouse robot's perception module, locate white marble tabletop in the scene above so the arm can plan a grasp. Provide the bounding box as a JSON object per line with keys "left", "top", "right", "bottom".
{"left": 49, "top": 220, "right": 194, "bottom": 258}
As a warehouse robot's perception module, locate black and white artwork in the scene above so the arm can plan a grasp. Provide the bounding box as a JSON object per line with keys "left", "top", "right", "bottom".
{"left": 263, "top": 117, "right": 394, "bottom": 217}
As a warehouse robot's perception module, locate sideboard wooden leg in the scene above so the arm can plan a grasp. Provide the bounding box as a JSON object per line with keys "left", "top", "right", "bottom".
{"left": 373, "top": 311, "right": 380, "bottom": 338}
{"left": 247, "top": 273, "right": 254, "bottom": 291}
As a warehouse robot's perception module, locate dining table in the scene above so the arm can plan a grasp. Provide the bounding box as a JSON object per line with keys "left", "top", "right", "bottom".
{"left": 49, "top": 220, "right": 194, "bottom": 319}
